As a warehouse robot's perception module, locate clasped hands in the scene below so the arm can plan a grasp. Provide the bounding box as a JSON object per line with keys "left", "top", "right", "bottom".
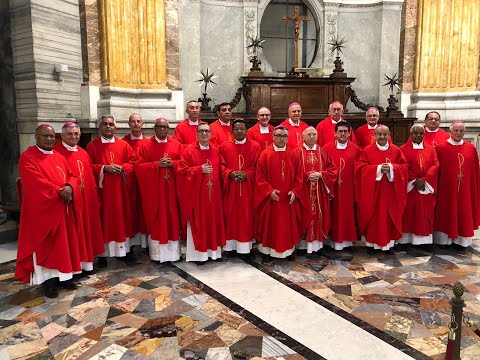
{"left": 380, "top": 163, "right": 391, "bottom": 174}
{"left": 202, "top": 162, "right": 213, "bottom": 174}
{"left": 308, "top": 171, "right": 322, "bottom": 182}
{"left": 158, "top": 157, "right": 173, "bottom": 168}
{"left": 270, "top": 189, "right": 296, "bottom": 204}
{"left": 105, "top": 164, "right": 125, "bottom": 175}
{"left": 60, "top": 185, "right": 73, "bottom": 203}
{"left": 229, "top": 171, "right": 246, "bottom": 182}
{"left": 413, "top": 178, "right": 426, "bottom": 191}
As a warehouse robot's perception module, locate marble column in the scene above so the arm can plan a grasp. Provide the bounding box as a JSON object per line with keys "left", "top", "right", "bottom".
{"left": 402, "top": 0, "right": 480, "bottom": 140}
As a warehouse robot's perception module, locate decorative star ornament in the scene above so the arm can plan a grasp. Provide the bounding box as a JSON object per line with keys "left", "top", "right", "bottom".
{"left": 328, "top": 37, "right": 347, "bottom": 55}
{"left": 196, "top": 68, "right": 218, "bottom": 89}
{"left": 383, "top": 73, "right": 401, "bottom": 93}
{"left": 247, "top": 36, "right": 265, "bottom": 51}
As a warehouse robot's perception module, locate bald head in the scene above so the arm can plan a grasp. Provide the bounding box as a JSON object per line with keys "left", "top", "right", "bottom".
{"left": 154, "top": 118, "right": 170, "bottom": 140}
{"left": 35, "top": 124, "right": 56, "bottom": 151}
{"left": 302, "top": 126, "right": 318, "bottom": 147}
{"left": 374, "top": 125, "right": 390, "bottom": 146}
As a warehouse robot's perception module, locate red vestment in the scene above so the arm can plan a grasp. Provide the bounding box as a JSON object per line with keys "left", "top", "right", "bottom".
{"left": 122, "top": 134, "right": 149, "bottom": 238}
{"left": 354, "top": 124, "right": 392, "bottom": 148}
{"left": 177, "top": 142, "right": 226, "bottom": 252}
{"left": 210, "top": 120, "right": 233, "bottom": 147}
{"left": 323, "top": 141, "right": 362, "bottom": 244}
{"left": 399, "top": 141, "right": 439, "bottom": 237}
{"left": 54, "top": 142, "right": 104, "bottom": 261}
{"left": 279, "top": 119, "right": 309, "bottom": 148}
{"left": 220, "top": 139, "right": 261, "bottom": 246}
{"left": 136, "top": 136, "right": 182, "bottom": 247}
{"left": 16, "top": 146, "right": 81, "bottom": 283}
{"left": 254, "top": 146, "right": 310, "bottom": 255}
{"left": 423, "top": 128, "right": 450, "bottom": 148}
{"left": 316, "top": 117, "right": 356, "bottom": 146}
{"left": 433, "top": 141, "right": 480, "bottom": 238}
{"left": 173, "top": 119, "right": 199, "bottom": 145}
{"left": 86, "top": 137, "right": 136, "bottom": 247}
{"left": 247, "top": 123, "right": 275, "bottom": 151}
{"left": 354, "top": 144, "right": 408, "bottom": 248}
{"left": 294, "top": 146, "right": 337, "bottom": 244}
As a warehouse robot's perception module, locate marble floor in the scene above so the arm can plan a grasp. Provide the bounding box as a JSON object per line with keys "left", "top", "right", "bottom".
{"left": 0, "top": 240, "right": 479, "bottom": 360}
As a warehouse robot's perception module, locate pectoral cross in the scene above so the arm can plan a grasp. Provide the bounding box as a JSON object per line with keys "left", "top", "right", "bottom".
{"left": 163, "top": 153, "right": 170, "bottom": 181}
{"left": 282, "top": 6, "right": 310, "bottom": 68}
{"left": 307, "top": 151, "right": 318, "bottom": 165}
{"left": 458, "top": 153, "right": 464, "bottom": 192}
{"left": 206, "top": 159, "right": 213, "bottom": 201}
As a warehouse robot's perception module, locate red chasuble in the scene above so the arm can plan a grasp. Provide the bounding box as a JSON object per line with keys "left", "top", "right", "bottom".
{"left": 220, "top": 139, "right": 261, "bottom": 243}
{"left": 279, "top": 119, "right": 309, "bottom": 148}
{"left": 54, "top": 143, "right": 104, "bottom": 261}
{"left": 294, "top": 146, "right": 337, "bottom": 243}
{"left": 173, "top": 119, "right": 199, "bottom": 145}
{"left": 434, "top": 141, "right": 480, "bottom": 238}
{"left": 399, "top": 141, "right": 439, "bottom": 236}
{"left": 136, "top": 136, "right": 182, "bottom": 244}
{"left": 86, "top": 137, "right": 136, "bottom": 244}
{"left": 423, "top": 128, "right": 450, "bottom": 148}
{"left": 210, "top": 120, "right": 233, "bottom": 147}
{"left": 354, "top": 144, "right": 408, "bottom": 247}
{"left": 323, "top": 141, "right": 362, "bottom": 243}
{"left": 355, "top": 124, "right": 392, "bottom": 148}
{"left": 254, "top": 146, "right": 310, "bottom": 253}
{"left": 122, "top": 134, "right": 149, "bottom": 238}
{"left": 16, "top": 146, "right": 81, "bottom": 283}
{"left": 316, "top": 117, "right": 356, "bottom": 146}
{"left": 247, "top": 123, "right": 275, "bottom": 151}
{"left": 177, "top": 142, "right": 226, "bottom": 251}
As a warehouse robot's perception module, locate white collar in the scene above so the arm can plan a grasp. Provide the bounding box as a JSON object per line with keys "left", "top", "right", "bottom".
{"left": 219, "top": 120, "right": 230, "bottom": 126}
{"left": 62, "top": 141, "right": 78, "bottom": 152}
{"left": 447, "top": 138, "right": 464, "bottom": 146}
{"left": 234, "top": 138, "right": 246, "bottom": 144}
{"left": 273, "top": 144, "right": 286, "bottom": 152}
{"left": 199, "top": 143, "right": 210, "bottom": 150}
{"left": 331, "top": 118, "right": 342, "bottom": 125}
{"left": 130, "top": 133, "right": 143, "bottom": 140}
{"left": 376, "top": 142, "right": 389, "bottom": 151}
{"left": 336, "top": 141, "right": 348, "bottom": 149}
{"left": 36, "top": 145, "right": 53, "bottom": 155}
{"left": 425, "top": 127, "right": 439, "bottom": 133}
{"left": 155, "top": 135, "right": 168, "bottom": 143}
{"left": 101, "top": 136, "right": 115, "bottom": 143}
{"left": 288, "top": 118, "right": 300, "bottom": 127}
{"left": 412, "top": 141, "right": 424, "bottom": 149}
{"left": 188, "top": 119, "right": 199, "bottom": 125}
{"left": 367, "top": 124, "right": 378, "bottom": 130}
{"left": 260, "top": 125, "right": 270, "bottom": 134}
{"left": 303, "top": 143, "right": 317, "bottom": 150}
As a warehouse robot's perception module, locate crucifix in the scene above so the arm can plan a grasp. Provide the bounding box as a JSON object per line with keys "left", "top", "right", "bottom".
{"left": 282, "top": 6, "right": 311, "bottom": 68}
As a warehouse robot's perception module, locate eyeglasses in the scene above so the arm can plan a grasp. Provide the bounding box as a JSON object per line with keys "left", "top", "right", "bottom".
{"left": 336, "top": 130, "right": 349, "bottom": 134}
{"left": 259, "top": 114, "right": 271, "bottom": 117}
{"left": 273, "top": 134, "right": 288, "bottom": 139}
{"left": 197, "top": 129, "right": 211, "bottom": 134}
{"left": 37, "top": 134, "right": 55, "bottom": 139}
{"left": 154, "top": 125, "right": 169, "bottom": 129}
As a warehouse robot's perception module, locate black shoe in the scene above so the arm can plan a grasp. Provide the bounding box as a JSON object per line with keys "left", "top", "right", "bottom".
{"left": 452, "top": 243, "right": 467, "bottom": 251}
{"left": 396, "top": 244, "right": 409, "bottom": 252}
{"left": 194, "top": 261, "right": 206, "bottom": 266}
{"left": 385, "top": 248, "right": 395, "bottom": 255}
{"left": 59, "top": 279, "right": 77, "bottom": 290}
{"left": 42, "top": 278, "right": 59, "bottom": 298}
{"left": 367, "top": 247, "right": 375, "bottom": 255}
{"left": 305, "top": 252, "right": 316, "bottom": 259}
{"left": 261, "top": 254, "right": 273, "bottom": 265}
{"left": 438, "top": 244, "right": 450, "bottom": 250}
{"left": 238, "top": 253, "right": 254, "bottom": 261}
{"left": 225, "top": 251, "right": 237, "bottom": 259}
{"left": 97, "top": 257, "right": 107, "bottom": 268}
{"left": 123, "top": 252, "right": 137, "bottom": 266}
{"left": 286, "top": 255, "right": 296, "bottom": 261}
{"left": 343, "top": 246, "right": 355, "bottom": 253}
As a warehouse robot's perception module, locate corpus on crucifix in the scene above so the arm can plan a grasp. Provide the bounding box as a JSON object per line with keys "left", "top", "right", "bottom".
{"left": 282, "top": 6, "right": 310, "bottom": 68}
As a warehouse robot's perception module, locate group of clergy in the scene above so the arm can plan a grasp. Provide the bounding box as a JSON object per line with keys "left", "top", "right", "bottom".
{"left": 15, "top": 99, "right": 480, "bottom": 297}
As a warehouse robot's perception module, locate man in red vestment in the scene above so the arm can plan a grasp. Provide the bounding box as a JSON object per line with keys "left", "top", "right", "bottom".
{"left": 173, "top": 100, "right": 201, "bottom": 145}
{"left": 324, "top": 122, "right": 361, "bottom": 250}
{"left": 316, "top": 101, "right": 356, "bottom": 146}
{"left": 54, "top": 122, "right": 104, "bottom": 273}
{"left": 294, "top": 127, "right": 337, "bottom": 256}
{"left": 86, "top": 115, "right": 137, "bottom": 267}
{"left": 17, "top": 124, "right": 80, "bottom": 298}
{"left": 247, "top": 107, "right": 275, "bottom": 151}
{"left": 220, "top": 119, "right": 261, "bottom": 257}
{"left": 355, "top": 125, "right": 408, "bottom": 254}
{"left": 423, "top": 111, "right": 450, "bottom": 147}
{"left": 178, "top": 122, "right": 226, "bottom": 263}
{"left": 399, "top": 125, "right": 439, "bottom": 248}
{"left": 279, "top": 102, "right": 309, "bottom": 148}
{"left": 135, "top": 118, "right": 182, "bottom": 262}
{"left": 433, "top": 121, "right": 480, "bottom": 248}
{"left": 122, "top": 113, "right": 148, "bottom": 248}
{"left": 254, "top": 126, "right": 309, "bottom": 262}
{"left": 354, "top": 107, "right": 392, "bottom": 148}
{"left": 210, "top": 102, "right": 233, "bottom": 147}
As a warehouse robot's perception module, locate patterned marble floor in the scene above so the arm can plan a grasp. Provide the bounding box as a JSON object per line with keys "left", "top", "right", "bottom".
{"left": 0, "top": 258, "right": 305, "bottom": 360}
{"left": 245, "top": 243, "right": 480, "bottom": 360}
